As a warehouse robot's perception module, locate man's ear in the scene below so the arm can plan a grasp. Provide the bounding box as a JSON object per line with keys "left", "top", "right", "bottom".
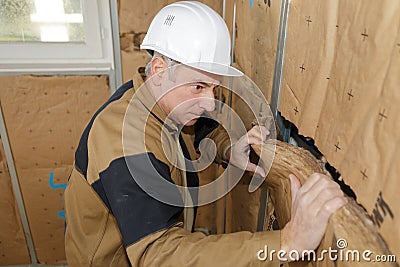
{"left": 150, "top": 56, "right": 167, "bottom": 86}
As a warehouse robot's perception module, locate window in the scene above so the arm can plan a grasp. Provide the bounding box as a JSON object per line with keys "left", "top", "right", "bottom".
{"left": 1, "top": 0, "right": 85, "bottom": 43}
{"left": 0, "top": 0, "right": 115, "bottom": 72}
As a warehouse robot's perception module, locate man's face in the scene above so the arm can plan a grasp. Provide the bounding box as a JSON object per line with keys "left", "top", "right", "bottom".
{"left": 157, "top": 66, "right": 222, "bottom": 126}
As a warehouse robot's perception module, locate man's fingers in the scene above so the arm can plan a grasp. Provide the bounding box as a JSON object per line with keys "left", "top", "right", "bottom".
{"left": 247, "top": 126, "right": 270, "bottom": 143}
{"left": 248, "top": 126, "right": 270, "bottom": 139}
{"left": 229, "top": 126, "right": 270, "bottom": 175}
{"left": 297, "top": 173, "right": 330, "bottom": 195}
{"left": 317, "top": 196, "right": 348, "bottom": 219}
{"left": 236, "top": 125, "right": 270, "bottom": 148}
{"left": 246, "top": 135, "right": 264, "bottom": 145}
{"left": 296, "top": 176, "right": 341, "bottom": 212}
{"left": 254, "top": 165, "right": 266, "bottom": 178}
{"left": 307, "top": 186, "right": 345, "bottom": 215}
{"left": 246, "top": 162, "right": 266, "bottom": 177}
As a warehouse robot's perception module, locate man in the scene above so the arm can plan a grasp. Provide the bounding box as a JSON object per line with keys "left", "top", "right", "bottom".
{"left": 64, "top": 1, "right": 347, "bottom": 266}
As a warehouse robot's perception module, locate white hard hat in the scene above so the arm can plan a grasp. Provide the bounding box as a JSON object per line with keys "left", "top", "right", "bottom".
{"left": 140, "top": 1, "right": 243, "bottom": 77}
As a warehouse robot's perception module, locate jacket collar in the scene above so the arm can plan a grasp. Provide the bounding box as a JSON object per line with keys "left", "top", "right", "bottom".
{"left": 132, "top": 68, "right": 179, "bottom": 134}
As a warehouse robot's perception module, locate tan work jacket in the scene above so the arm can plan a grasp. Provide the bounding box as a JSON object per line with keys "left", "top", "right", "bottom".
{"left": 64, "top": 70, "right": 280, "bottom": 266}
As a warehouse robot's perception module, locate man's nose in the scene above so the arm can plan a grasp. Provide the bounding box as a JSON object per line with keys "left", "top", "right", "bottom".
{"left": 198, "top": 89, "right": 215, "bottom": 111}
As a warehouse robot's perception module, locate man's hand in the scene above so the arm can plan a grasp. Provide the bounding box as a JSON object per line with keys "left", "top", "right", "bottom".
{"left": 281, "top": 173, "right": 348, "bottom": 259}
{"left": 226, "top": 125, "right": 269, "bottom": 177}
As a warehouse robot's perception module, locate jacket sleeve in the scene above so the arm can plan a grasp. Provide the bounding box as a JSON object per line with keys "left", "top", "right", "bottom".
{"left": 126, "top": 225, "right": 281, "bottom": 267}
{"left": 99, "top": 151, "right": 280, "bottom": 267}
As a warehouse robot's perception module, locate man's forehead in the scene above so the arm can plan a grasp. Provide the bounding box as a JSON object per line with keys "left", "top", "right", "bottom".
{"left": 191, "top": 77, "right": 222, "bottom": 85}
{"left": 177, "top": 64, "right": 223, "bottom": 85}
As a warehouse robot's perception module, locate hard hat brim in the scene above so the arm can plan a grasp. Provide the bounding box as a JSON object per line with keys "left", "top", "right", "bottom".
{"left": 185, "top": 62, "right": 243, "bottom": 77}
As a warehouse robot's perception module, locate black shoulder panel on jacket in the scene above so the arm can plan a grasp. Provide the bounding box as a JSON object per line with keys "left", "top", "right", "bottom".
{"left": 194, "top": 115, "right": 220, "bottom": 149}
{"left": 74, "top": 80, "right": 134, "bottom": 177}
{"left": 99, "top": 153, "right": 183, "bottom": 247}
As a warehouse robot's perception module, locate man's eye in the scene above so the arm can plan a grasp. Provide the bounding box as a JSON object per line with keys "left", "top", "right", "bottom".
{"left": 192, "top": 84, "right": 204, "bottom": 91}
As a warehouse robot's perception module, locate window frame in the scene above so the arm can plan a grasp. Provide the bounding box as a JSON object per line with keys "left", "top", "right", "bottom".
{"left": 0, "top": 0, "right": 115, "bottom": 73}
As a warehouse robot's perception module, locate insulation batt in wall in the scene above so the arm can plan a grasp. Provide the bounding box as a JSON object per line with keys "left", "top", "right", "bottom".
{"left": 0, "top": 139, "right": 30, "bottom": 265}
{"left": 280, "top": 0, "right": 400, "bottom": 256}
{"left": 0, "top": 75, "right": 110, "bottom": 265}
